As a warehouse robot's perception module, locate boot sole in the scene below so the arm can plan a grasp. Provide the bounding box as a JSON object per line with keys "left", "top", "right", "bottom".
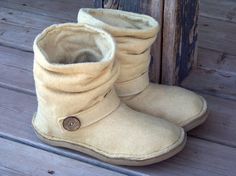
{"left": 183, "top": 96, "right": 209, "bottom": 132}
{"left": 32, "top": 121, "right": 186, "bottom": 166}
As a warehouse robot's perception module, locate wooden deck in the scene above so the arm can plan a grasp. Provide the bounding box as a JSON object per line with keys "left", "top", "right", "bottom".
{"left": 0, "top": 0, "right": 236, "bottom": 175}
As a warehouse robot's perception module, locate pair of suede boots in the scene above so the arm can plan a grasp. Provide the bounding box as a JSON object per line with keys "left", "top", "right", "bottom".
{"left": 32, "top": 8, "right": 208, "bottom": 166}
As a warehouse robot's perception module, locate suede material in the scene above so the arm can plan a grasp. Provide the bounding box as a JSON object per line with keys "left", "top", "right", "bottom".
{"left": 33, "top": 23, "right": 119, "bottom": 135}
{"left": 78, "top": 8, "right": 159, "bottom": 83}
{"left": 122, "top": 84, "right": 207, "bottom": 127}
{"left": 34, "top": 24, "right": 118, "bottom": 118}
{"left": 34, "top": 103, "right": 184, "bottom": 160}
{"left": 33, "top": 23, "right": 185, "bottom": 162}
{"left": 115, "top": 72, "right": 149, "bottom": 96}
{"left": 77, "top": 8, "right": 207, "bottom": 128}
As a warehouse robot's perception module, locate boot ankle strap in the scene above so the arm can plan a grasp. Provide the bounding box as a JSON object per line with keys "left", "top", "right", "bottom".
{"left": 115, "top": 72, "right": 149, "bottom": 97}
{"left": 57, "top": 89, "right": 120, "bottom": 130}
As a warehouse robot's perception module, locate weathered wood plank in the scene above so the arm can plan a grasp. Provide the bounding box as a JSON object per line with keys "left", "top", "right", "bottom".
{"left": 140, "top": 0, "right": 163, "bottom": 83}
{"left": 131, "top": 138, "right": 236, "bottom": 176}
{"left": 0, "top": 86, "right": 235, "bottom": 175}
{"left": 189, "top": 93, "right": 236, "bottom": 148}
{"left": 0, "top": 6, "right": 66, "bottom": 29}
{"left": 198, "top": 47, "right": 236, "bottom": 75}
{"left": 0, "top": 22, "right": 39, "bottom": 51}
{"left": 0, "top": 138, "right": 124, "bottom": 176}
{"left": 198, "top": 16, "right": 236, "bottom": 55}
{"left": 0, "top": 1, "right": 93, "bottom": 51}
{"left": 0, "top": 0, "right": 93, "bottom": 21}
{"left": 182, "top": 47, "right": 236, "bottom": 100}
{"left": 94, "top": 0, "right": 163, "bottom": 83}
{"left": 200, "top": 0, "right": 236, "bottom": 23}
{"left": 0, "top": 166, "right": 26, "bottom": 176}
{"left": 0, "top": 6, "right": 71, "bottom": 51}
{"left": 182, "top": 68, "right": 236, "bottom": 100}
{"left": 162, "top": 0, "right": 199, "bottom": 84}
{"left": 0, "top": 46, "right": 34, "bottom": 93}
{"left": 161, "top": 0, "right": 178, "bottom": 84}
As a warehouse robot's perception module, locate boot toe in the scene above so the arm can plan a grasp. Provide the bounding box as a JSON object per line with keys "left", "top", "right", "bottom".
{"left": 123, "top": 84, "right": 208, "bottom": 130}
{"left": 78, "top": 103, "right": 186, "bottom": 165}
{"left": 157, "top": 85, "right": 207, "bottom": 129}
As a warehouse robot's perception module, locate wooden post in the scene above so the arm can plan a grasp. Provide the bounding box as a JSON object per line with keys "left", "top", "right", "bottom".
{"left": 162, "top": 0, "right": 199, "bottom": 84}
{"left": 94, "top": 0, "right": 199, "bottom": 85}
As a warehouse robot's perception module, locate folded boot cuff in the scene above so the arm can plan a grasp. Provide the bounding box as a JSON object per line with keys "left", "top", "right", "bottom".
{"left": 78, "top": 8, "right": 159, "bottom": 38}
{"left": 33, "top": 23, "right": 119, "bottom": 93}
{"left": 33, "top": 23, "right": 116, "bottom": 74}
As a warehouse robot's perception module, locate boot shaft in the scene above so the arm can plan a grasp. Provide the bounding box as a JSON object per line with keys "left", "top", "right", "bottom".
{"left": 78, "top": 9, "right": 159, "bottom": 97}
{"left": 78, "top": 8, "right": 159, "bottom": 83}
{"left": 33, "top": 23, "right": 119, "bottom": 121}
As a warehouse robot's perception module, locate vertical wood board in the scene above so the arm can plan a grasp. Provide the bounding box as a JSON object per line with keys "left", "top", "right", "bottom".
{"left": 162, "top": 0, "right": 199, "bottom": 84}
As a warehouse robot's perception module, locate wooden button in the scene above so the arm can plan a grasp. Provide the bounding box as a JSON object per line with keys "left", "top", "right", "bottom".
{"left": 63, "top": 116, "right": 81, "bottom": 131}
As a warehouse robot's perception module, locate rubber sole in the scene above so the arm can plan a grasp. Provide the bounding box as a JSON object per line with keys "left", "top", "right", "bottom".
{"left": 182, "top": 96, "right": 209, "bottom": 132}
{"left": 33, "top": 125, "right": 186, "bottom": 166}
{"left": 183, "top": 110, "right": 209, "bottom": 132}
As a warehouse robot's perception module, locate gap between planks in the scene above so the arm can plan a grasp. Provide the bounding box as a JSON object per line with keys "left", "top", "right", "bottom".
{"left": 198, "top": 15, "right": 236, "bottom": 56}
{"left": 199, "top": 0, "right": 236, "bottom": 23}
{"left": 0, "top": 135, "right": 142, "bottom": 176}
{"left": 197, "top": 47, "right": 236, "bottom": 76}
{"left": 0, "top": 137, "right": 126, "bottom": 176}
{"left": 182, "top": 46, "right": 236, "bottom": 101}
{"left": 182, "top": 68, "right": 236, "bottom": 101}
{"left": 0, "top": 0, "right": 93, "bottom": 21}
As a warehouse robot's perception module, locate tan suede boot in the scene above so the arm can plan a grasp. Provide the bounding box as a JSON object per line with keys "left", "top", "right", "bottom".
{"left": 77, "top": 8, "right": 208, "bottom": 131}
{"left": 32, "top": 23, "right": 186, "bottom": 166}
